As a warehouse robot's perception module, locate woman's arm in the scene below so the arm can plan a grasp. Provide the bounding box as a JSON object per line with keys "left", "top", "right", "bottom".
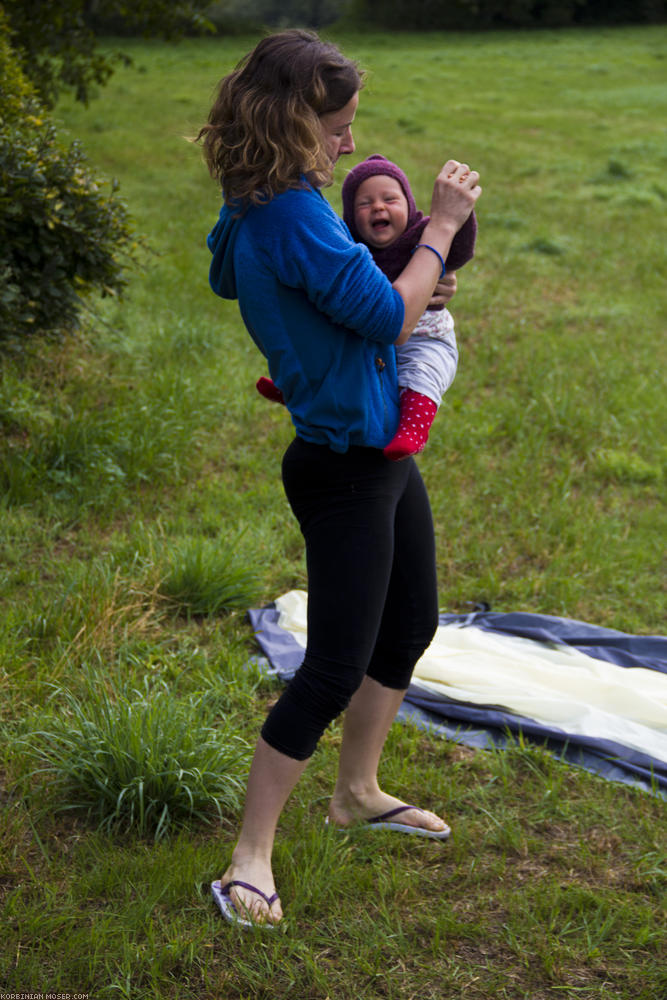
{"left": 262, "top": 187, "right": 405, "bottom": 345}
{"left": 393, "top": 161, "right": 481, "bottom": 345}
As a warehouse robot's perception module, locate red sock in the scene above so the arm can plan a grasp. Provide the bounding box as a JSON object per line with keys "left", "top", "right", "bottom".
{"left": 383, "top": 389, "right": 438, "bottom": 461}
{"left": 256, "top": 376, "right": 285, "bottom": 405}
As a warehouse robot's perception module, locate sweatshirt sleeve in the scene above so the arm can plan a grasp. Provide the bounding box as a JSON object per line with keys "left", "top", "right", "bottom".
{"left": 255, "top": 187, "right": 405, "bottom": 344}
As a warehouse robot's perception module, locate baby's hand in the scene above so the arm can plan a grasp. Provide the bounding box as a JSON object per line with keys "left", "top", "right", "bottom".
{"left": 430, "top": 272, "right": 457, "bottom": 307}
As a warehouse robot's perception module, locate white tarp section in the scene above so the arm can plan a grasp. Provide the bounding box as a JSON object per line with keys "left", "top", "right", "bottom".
{"left": 274, "top": 590, "right": 667, "bottom": 765}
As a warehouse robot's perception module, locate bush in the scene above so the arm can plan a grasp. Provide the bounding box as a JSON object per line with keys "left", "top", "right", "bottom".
{"left": 349, "top": 0, "right": 665, "bottom": 29}
{"left": 347, "top": 0, "right": 580, "bottom": 29}
{"left": 3, "top": 1, "right": 214, "bottom": 107}
{"left": 0, "top": 14, "right": 140, "bottom": 345}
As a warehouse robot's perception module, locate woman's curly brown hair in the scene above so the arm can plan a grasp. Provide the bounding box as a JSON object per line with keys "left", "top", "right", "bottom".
{"left": 197, "top": 30, "right": 363, "bottom": 206}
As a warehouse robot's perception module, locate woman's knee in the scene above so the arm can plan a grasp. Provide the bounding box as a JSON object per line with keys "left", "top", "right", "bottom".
{"left": 260, "top": 653, "right": 365, "bottom": 760}
{"left": 366, "top": 606, "right": 438, "bottom": 689}
{"left": 292, "top": 653, "right": 365, "bottom": 715}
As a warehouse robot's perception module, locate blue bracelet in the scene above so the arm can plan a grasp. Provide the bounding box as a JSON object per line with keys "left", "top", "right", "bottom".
{"left": 412, "top": 243, "right": 446, "bottom": 279}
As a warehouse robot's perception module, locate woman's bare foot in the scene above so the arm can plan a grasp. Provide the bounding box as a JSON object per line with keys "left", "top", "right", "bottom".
{"left": 220, "top": 856, "right": 282, "bottom": 925}
{"left": 328, "top": 787, "right": 449, "bottom": 835}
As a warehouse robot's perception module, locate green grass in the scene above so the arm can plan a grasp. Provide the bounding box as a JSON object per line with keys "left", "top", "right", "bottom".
{"left": 0, "top": 24, "right": 666, "bottom": 1000}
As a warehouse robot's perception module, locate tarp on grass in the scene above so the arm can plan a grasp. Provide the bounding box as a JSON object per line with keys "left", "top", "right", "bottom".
{"left": 248, "top": 590, "right": 667, "bottom": 798}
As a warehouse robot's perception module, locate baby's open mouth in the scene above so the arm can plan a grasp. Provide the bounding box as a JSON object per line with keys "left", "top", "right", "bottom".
{"left": 372, "top": 219, "right": 390, "bottom": 230}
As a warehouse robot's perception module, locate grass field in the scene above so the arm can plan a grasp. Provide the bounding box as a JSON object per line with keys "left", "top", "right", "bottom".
{"left": 1, "top": 24, "right": 666, "bottom": 1000}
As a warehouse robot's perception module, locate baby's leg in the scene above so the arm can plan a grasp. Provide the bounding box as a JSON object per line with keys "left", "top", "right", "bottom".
{"left": 256, "top": 377, "right": 285, "bottom": 405}
{"left": 383, "top": 389, "right": 438, "bottom": 461}
{"left": 384, "top": 325, "right": 457, "bottom": 461}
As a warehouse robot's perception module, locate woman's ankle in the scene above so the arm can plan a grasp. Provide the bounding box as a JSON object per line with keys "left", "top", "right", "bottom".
{"left": 229, "top": 841, "right": 272, "bottom": 870}
{"left": 329, "top": 779, "right": 385, "bottom": 823}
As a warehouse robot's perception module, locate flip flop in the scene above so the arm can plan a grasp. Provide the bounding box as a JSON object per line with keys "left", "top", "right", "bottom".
{"left": 326, "top": 804, "right": 451, "bottom": 840}
{"left": 368, "top": 805, "right": 451, "bottom": 839}
{"left": 211, "top": 879, "right": 280, "bottom": 929}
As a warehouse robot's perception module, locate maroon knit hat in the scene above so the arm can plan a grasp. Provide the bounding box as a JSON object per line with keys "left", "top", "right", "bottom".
{"left": 341, "top": 154, "right": 419, "bottom": 241}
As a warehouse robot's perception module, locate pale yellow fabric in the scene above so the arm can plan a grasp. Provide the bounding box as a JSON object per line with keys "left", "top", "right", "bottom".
{"left": 274, "top": 590, "right": 667, "bottom": 764}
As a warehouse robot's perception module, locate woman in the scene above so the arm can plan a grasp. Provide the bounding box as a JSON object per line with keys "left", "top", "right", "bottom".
{"left": 198, "top": 29, "right": 481, "bottom": 927}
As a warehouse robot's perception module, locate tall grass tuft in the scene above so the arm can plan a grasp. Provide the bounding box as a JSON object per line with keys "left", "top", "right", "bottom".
{"left": 157, "top": 535, "right": 260, "bottom": 617}
{"left": 13, "top": 674, "right": 250, "bottom": 840}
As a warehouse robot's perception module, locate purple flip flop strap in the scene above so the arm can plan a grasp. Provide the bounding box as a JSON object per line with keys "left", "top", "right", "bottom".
{"left": 221, "top": 879, "right": 279, "bottom": 907}
{"left": 368, "top": 805, "right": 423, "bottom": 824}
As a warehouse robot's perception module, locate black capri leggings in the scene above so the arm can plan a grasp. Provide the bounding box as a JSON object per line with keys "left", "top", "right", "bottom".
{"left": 261, "top": 437, "right": 439, "bottom": 761}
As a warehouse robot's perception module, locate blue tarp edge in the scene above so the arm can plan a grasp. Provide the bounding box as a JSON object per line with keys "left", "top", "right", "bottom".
{"left": 247, "top": 604, "right": 667, "bottom": 798}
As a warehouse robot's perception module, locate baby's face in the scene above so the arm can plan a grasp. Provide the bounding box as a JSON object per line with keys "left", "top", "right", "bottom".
{"left": 353, "top": 175, "right": 409, "bottom": 249}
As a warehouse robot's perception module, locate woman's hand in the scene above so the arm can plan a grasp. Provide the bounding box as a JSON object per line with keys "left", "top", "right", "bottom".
{"left": 430, "top": 161, "right": 481, "bottom": 235}
{"left": 430, "top": 272, "right": 457, "bottom": 308}
{"left": 393, "top": 161, "right": 480, "bottom": 344}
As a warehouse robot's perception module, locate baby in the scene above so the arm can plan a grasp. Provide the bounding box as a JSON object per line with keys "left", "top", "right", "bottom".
{"left": 257, "top": 154, "right": 477, "bottom": 460}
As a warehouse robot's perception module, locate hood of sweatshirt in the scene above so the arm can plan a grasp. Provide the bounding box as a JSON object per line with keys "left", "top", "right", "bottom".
{"left": 207, "top": 202, "right": 241, "bottom": 299}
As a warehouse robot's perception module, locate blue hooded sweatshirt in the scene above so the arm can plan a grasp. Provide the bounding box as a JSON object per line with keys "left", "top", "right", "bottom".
{"left": 207, "top": 181, "right": 404, "bottom": 453}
